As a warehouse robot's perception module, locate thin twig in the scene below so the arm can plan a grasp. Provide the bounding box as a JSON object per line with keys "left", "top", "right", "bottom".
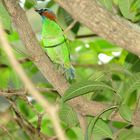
{"left": 0, "top": 125, "right": 14, "bottom": 140}
{"left": 75, "top": 34, "right": 98, "bottom": 39}
{"left": 8, "top": 99, "right": 50, "bottom": 140}
{"left": 0, "top": 58, "right": 30, "bottom": 68}
{"left": 63, "top": 20, "right": 77, "bottom": 34}
{"left": 0, "top": 88, "right": 58, "bottom": 97}
{"left": 37, "top": 113, "right": 43, "bottom": 134}
{"left": 77, "top": 114, "right": 87, "bottom": 136}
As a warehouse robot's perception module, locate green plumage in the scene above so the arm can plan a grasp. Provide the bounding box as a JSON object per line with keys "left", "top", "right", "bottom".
{"left": 41, "top": 18, "right": 74, "bottom": 80}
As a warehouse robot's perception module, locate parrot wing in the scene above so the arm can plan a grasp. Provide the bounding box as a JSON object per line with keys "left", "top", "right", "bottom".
{"left": 42, "top": 18, "right": 75, "bottom": 81}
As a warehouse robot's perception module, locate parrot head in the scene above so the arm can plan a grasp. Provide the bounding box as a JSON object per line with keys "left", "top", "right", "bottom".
{"left": 35, "top": 8, "right": 56, "bottom": 21}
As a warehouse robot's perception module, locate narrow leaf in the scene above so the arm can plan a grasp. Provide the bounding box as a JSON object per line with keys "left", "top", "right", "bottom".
{"left": 59, "top": 103, "right": 78, "bottom": 127}
{"left": 119, "top": 104, "right": 132, "bottom": 122}
{"left": 118, "top": 0, "right": 136, "bottom": 20}
{"left": 123, "top": 72, "right": 140, "bottom": 103}
{"left": 63, "top": 80, "right": 116, "bottom": 102}
{"left": 85, "top": 118, "right": 113, "bottom": 140}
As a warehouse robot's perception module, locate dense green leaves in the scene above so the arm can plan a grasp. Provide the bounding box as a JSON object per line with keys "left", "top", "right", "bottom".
{"left": 1, "top": 0, "right": 140, "bottom": 139}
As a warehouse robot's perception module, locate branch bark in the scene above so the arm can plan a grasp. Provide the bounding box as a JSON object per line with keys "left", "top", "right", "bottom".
{"left": 55, "top": 0, "right": 140, "bottom": 56}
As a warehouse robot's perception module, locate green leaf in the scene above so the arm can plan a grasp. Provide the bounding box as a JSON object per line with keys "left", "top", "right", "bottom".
{"left": 123, "top": 72, "right": 140, "bottom": 103}
{"left": 8, "top": 31, "right": 19, "bottom": 42}
{"left": 59, "top": 103, "right": 78, "bottom": 127}
{"left": 98, "top": 0, "right": 113, "bottom": 11}
{"left": 126, "top": 90, "right": 137, "bottom": 107}
{"left": 119, "top": 104, "right": 132, "bottom": 122}
{"left": 93, "top": 119, "right": 113, "bottom": 139}
{"left": 9, "top": 70, "right": 22, "bottom": 88}
{"left": 63, "top": 80, "right": 116, "bottom": 102}
{"left": 113, "top": 0, "right": 119, "bottom": 5}
{"left": 86, "top": 118, "right": 113, "bottom": 140}
{"left": 0, "top": 69, "right": 10, "bottom": 88}
{"left": 0, "top": 2, "right": 11, "bottom": 31}
{"left": 24, "top": 0, "right": 37, "bottom": 9}
{"left": 89, "top": 38, "right": 120, "bottom": 54}
{"left": 130, "top": 0, "right": 140, "bottom": 12}
{"left": 47, "top": 0, "right": 55, "bottom": 8}
{"left": 118, "top": 0, "right": 136, "bottom": 20}
{"left": 125, "top": 53, "right": 140, "bottom": 72}
{"left": 66, "top": 127, "right": 84, "bottom": 140}
{"left": 116, "top": 128, "right": 140, "bottom": 140}
{"left": 41, "top": 118, "right": 55, "bottom": 136}
{"left": 16, "top": 99, "right": 36, "bottom": 119}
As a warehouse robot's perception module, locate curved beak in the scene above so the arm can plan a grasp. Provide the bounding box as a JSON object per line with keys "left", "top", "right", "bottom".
{"left": 34, "top": 8, "right": 39, "bottom": 13}
{"left": 34, "top": 8, "right": 42, "bottom": 15}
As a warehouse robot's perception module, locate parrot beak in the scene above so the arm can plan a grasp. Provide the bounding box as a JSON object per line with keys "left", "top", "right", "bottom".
{"left": 35, "top": 9, "right": 38, "bottom": 12}
{"left": 34, "top": 8, "right": 41, "bottom": 15}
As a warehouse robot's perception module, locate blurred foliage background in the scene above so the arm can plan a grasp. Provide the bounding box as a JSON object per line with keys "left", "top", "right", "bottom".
{"left": 0, "top": 0, "right": 140, "bottom": 140}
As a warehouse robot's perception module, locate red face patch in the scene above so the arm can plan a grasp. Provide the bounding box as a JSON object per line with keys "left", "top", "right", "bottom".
{"left": 42, "top": 11, "right": 56, "bottom": 21}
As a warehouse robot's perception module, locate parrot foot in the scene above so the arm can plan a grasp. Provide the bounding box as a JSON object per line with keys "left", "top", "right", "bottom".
{"left": 55, "top": 64, "right": 64, "bottom": 74}
{"left": 64, "top": 67, "right": 75, "bottom": 82}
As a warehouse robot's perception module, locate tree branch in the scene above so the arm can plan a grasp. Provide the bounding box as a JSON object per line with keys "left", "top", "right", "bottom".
{"left": 0, "top": 88, "right": 58, "bottom": 97}
{"left": 9, "top": 100, "right": 50, "bottom": 140}
{"left": 75, "top": 34, "right": 98, "bottom": 39}
{"left": 55, "top": 0, "right": 140, "bottom": 56}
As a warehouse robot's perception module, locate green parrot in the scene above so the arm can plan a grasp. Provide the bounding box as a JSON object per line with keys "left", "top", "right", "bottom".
{"left": 35, "top": 8, "right": 74, "bottom": 81}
